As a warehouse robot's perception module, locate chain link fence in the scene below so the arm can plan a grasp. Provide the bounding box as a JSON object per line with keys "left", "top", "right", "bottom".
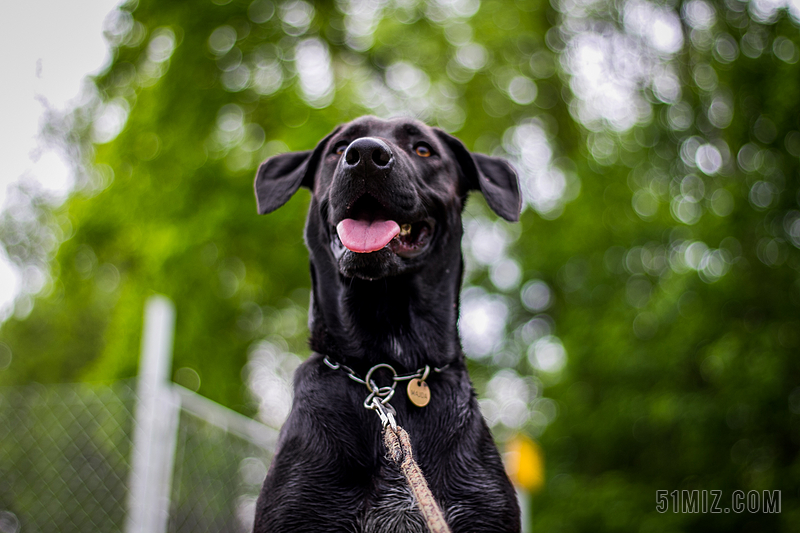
{"left": 0, "top": 380, "right": 275, "bottom": 533}
{"left": 0, "top": 382, "right": 135, "bottom": 533}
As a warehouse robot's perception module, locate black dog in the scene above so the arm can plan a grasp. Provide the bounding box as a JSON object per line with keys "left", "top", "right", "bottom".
{"left": 252, "top": 116, "right": 522, "bottom": 532}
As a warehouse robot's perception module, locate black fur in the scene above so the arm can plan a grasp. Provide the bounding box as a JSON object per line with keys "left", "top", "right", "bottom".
{"left": 252, "top": 116, "right": 522, "bottom": 532}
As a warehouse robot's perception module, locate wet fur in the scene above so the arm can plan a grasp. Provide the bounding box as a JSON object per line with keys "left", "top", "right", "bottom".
{"left": 252, "top": 117, "right": 522, "bottom": 532}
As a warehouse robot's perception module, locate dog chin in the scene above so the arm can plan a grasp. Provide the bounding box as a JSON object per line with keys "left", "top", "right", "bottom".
{"left": 336, "top": 248, "right": 403, "bottom": 280}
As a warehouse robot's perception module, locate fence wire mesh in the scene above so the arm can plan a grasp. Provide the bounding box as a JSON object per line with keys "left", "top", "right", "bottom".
{"left": 0, "top": 382, "right": 135, "bottom": 533}
{"left": 0, "top": 381, "right": 273, "bottom": 533}
{"left": 167, "top": 407, "right": 271, "bottom": 533}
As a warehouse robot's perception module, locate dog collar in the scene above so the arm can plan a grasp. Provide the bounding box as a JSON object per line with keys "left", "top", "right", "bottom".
{"left": 323, "top": 355, "right": 455, "bottom": 532}
{"left": 322, "top": 356, "right": 449, "bottom": 427}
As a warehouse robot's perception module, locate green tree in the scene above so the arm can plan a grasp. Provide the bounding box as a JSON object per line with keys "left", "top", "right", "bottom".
{"left": 1, "top": 0, "right": 798, "bottom": 530}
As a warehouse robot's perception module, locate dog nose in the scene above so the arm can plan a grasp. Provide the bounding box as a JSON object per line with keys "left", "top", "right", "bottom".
{"left": 343, "top": 137, "right": 393, "bottom": 170}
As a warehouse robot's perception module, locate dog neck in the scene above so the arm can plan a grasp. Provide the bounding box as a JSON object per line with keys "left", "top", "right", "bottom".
{"left": 307, "top": 256, "right": 465, "bottom": 371}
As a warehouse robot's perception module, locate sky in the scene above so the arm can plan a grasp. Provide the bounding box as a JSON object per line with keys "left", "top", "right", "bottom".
{"left": 0, "top": 0, "right": 118, "bottom": 318}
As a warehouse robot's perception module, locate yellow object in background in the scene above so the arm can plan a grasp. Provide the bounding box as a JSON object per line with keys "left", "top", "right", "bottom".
{"left": 504, "top": 434, "right": 544, "bottom": 493}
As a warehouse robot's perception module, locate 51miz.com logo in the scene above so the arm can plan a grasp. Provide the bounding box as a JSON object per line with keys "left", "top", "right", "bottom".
{"left": 656, "top": 490, "right": 780, "bottom": 514}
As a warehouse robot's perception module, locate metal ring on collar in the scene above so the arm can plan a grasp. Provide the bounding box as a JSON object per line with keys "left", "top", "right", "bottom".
{"left": 363, "top": 392, "right": 377, "bottom": 410}
{"left": 363, "top": 389, "right": 396, "bottom": 409}
{"left": 364, "top": 364, "right": 398, "bottom": 393}
{"left": 421, "top": 365, "right": 431, "bottom": 381}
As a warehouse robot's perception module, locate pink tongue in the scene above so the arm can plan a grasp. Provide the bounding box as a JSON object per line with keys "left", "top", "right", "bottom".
{"left": 336, "top": 218, "right": 401, "bottom": 253}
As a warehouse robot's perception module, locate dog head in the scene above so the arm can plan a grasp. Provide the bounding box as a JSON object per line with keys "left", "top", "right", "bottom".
{"left": 255, "top": 116, "right": 521, "bottom": 282}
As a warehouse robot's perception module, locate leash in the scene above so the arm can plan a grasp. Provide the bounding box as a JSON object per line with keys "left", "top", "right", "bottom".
{"left": 384, "top": 425, "right": 452, "bottom": 533}
{"left": 323, "top": 357, "right": 453, "bottom": 533}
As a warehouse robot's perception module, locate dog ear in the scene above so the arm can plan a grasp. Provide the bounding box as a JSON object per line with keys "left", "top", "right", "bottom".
{"left": 434, "top": 130, "right": 522, "bottom": 222}
{"left": 254, "top": 127, "right": 341, "bottom": 215}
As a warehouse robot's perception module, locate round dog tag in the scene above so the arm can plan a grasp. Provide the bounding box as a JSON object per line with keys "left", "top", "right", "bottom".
{"left": 407, "top": 378, "right": 431, "bottom": 407}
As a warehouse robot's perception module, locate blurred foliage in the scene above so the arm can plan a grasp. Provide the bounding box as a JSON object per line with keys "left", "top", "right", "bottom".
{"left": 2, "top": 0, "right": 800, "bottom": 530}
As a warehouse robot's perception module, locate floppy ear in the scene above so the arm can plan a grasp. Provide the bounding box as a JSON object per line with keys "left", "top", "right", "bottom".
{"left": 434, "top": 129, "right": 522, "bottom": 222}
{"left": 254, "top": 127, "right": 341, "bottom": 215}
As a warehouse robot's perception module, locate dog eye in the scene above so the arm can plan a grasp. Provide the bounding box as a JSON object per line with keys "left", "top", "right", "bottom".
{"left": 333, "top": 141, "right": 349, "bottom": 155}
{"left": 414, "top": 143, "right": 432, "bottom": 157}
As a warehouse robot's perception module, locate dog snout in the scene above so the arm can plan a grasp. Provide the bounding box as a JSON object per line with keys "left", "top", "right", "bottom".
{"left": 343, "top": 137, "right": 393, "bottom": 172}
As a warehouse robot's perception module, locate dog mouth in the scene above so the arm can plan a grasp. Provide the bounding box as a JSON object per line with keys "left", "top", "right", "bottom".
{"left": 332, "top": 195, "right": 434, "bottom": 259}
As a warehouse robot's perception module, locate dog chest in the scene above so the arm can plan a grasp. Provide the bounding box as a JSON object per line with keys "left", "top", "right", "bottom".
{"left": 360, "top": 468, "right": 429, "bottom": 533}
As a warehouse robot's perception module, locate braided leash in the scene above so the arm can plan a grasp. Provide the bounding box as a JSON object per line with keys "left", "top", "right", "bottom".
{"left": 324, "top": 357, "right": 453, "bottom": 533}
{"left": 384, "top": 425, "right": 452, "bottom": 533}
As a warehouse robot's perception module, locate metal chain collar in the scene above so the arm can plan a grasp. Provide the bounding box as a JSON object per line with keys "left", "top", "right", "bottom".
{"left": 323, "top": 356, "right": 448, "bottom": 430}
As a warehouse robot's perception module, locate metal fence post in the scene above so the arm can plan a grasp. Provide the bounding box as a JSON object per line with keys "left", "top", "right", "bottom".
{"left": 125, "top": 295, "right": 180, "bottom": 533}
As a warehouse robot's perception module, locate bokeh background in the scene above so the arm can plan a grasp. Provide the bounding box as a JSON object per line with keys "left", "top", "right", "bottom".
{"left": 1, "top": 0, "right": 799, "bottom": 531}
